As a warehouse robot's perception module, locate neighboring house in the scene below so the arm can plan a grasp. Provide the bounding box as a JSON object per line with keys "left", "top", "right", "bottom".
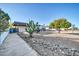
{"left": 13, "top": 21, "right": 27, "bottom": 32}
{"left": 45, "top": 26, "right": 50, "bottom": 30}
{"left": 39, "top": 25, "right": 50, "bottom": 30}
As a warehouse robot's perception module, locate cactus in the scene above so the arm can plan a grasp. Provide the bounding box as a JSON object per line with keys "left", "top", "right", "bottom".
{"left": 25, "top": 20, "right": 37, "bottom": 37}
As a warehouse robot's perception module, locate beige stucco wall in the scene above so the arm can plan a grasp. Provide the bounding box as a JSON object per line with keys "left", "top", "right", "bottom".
{"left": 15, "top": 26, "right": 26, "bottom": 32}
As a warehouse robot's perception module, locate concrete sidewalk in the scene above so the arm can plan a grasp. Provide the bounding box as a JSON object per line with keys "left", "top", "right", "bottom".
{"left": 0, "top": 33, "right": 38, "bottom": 56}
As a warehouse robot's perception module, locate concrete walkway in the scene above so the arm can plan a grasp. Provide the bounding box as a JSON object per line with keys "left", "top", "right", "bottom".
{"left": 0, "top": 33, "right": 38, "bottom": 56}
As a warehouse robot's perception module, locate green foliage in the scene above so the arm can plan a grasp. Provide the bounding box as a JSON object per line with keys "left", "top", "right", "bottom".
{"left": 49, "top": 18, "right": 71, "bottom": 29}
{"left": 0, "top": 9, "right": 10, "bottom": 32}
{"left": 9, "top": 21, "right": 13, "bottom": 28}
{"left": 49, "top": 22, "right": 54, "bottom": 28}
{"left": 26, "top": 20, "right": 39, "bottom": 37}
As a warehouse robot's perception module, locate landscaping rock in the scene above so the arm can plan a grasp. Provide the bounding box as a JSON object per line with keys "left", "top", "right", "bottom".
{"left": 18, "top": 32, "right": 79, "bottom": 56}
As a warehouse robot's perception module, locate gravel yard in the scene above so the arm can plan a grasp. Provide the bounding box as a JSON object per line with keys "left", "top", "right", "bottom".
{"left": 18, "top": 31, "right": 79, "bottom": 56}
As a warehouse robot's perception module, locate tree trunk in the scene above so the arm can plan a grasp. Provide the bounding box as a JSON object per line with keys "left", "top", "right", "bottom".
{"left": 58, "top": 30, "right": 61, "bottom": 33}
{"left": 57, "top": 28, "right": 61, "bottom": 33}
{"left": 29, "top": 33, "right": 33, "bottom": 38}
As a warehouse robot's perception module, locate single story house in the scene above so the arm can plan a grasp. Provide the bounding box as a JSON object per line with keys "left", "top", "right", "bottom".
{"left": 13, "top": 21, "right": 27, "bottom": 32}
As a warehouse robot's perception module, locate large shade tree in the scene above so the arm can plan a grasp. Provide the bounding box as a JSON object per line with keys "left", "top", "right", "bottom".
{"left": 0, "top": 9, "right": 10, "bottom": 32}
{"left": 49, "top": 18, "right": 71, "bottom": 31}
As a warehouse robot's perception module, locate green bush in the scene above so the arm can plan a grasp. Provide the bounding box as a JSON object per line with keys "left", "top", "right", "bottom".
{"left": 0, "top": 9, "right": 10, "bottom": 32}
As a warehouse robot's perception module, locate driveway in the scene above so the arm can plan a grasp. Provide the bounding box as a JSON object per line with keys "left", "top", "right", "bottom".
{"left": 0, "top": 33, "right": 38, "bottom": 56}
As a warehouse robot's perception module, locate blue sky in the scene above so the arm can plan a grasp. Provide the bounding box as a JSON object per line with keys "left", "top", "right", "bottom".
{"left": 0, "top": 3, "right": 79, "bottom": 27}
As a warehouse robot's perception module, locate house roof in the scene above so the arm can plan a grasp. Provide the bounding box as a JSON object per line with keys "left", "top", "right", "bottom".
{"left": 13, "top": 21, "right": 27, "bottom": 26}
